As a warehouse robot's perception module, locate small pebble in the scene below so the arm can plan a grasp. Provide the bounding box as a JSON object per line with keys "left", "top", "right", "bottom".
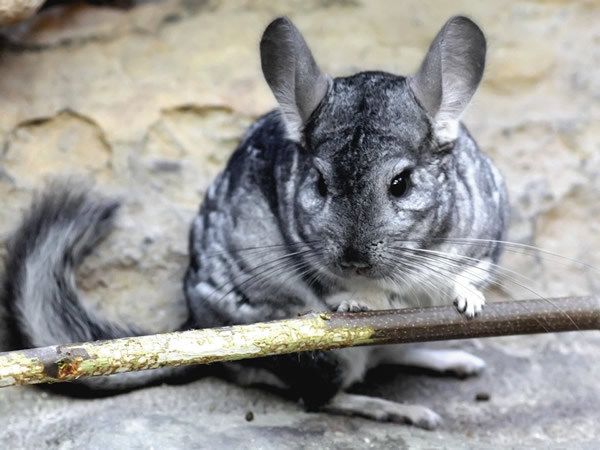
{"left": 245, "top": 411, "right": 254, "bottom": 422}
{"left": 475, "top": 392, "right": 490, "bottom": 402}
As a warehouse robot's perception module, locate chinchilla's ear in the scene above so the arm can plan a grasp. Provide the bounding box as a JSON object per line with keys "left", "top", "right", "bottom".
{"left": 409, "top": 16, "right": 486, "bottom": 145}
{"left": 260, "top": 17, "right": 330, "bottom": 141}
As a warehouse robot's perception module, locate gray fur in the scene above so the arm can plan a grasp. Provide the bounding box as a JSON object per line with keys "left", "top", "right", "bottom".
{"left": 2, "top": 16, "right": 509, "bottom": 426}
{"left": 1, "top": 184, "right": 186, "bottom": 393}
{"left": 4, "top": 184, "right": 127, "bottom": 348}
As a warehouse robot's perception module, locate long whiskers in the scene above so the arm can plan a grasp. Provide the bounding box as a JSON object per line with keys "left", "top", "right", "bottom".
{"left": 388, "top": 249, "right": 555, "bottom": 331}
{"left": 389, "top": 246, "right": 577, "bottom": 330}
{"left": 196, "top": 234, "right": 591, "bottom": 332}
{"left": 391, "top": 236, "right": 600, "bottom": 275}
{"left": 208, "top": 246, "right": 325, "bottom": 307}
{"left": 384, "top": 252, "right": 494, "bottom": 307}
{"left": 204, "top": 246, "right": 318, "bottom": 303}
{"left": 239, "top": 249, "right": 326, "bottom": 303}
{"left": 380, "top": 255, "right": 458, "bottom": 309}
{"left": 203, "top": 240, "right": 321, "bottom": 259}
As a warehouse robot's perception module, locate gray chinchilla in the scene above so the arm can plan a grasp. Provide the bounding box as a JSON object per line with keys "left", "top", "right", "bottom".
{"left": 2, "top": 16, "right": 508, "bottom": 429}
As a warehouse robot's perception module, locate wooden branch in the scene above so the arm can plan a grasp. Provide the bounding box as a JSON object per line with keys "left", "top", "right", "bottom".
{"left": 0, "top": 296, "right": 598, "bottom": 388}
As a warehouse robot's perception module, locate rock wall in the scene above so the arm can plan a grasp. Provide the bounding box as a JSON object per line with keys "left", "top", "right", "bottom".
{"left": 0, "top": 1, "right": 599, "bottom": 447}
{"left": 2, "top": 1, "right": 598, "bottom": 332}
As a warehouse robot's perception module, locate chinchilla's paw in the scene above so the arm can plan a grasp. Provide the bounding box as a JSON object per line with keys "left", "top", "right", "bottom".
{"left": 443, "top": 350, "right": 486, "bottom": 377}
{"left": 336, "top": 300, "right": 370, "bottom": 313}
{"left": 423, "top": 349, "right": 486, "bottom": 377}
{"left": 375, "top": 346, "right": 486, "bottom": 378}
{"left": 453, "top": 282, "right": 485, "bottom": 319}
{"left": 323, "top": 393, "right": 443, "bottom": 430}
{"left": 371, "top": 400, "right": 442, "bottom": 430}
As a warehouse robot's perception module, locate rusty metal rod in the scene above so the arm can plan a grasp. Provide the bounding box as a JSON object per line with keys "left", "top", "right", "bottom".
{"left": 0, "top": 296, "right": 598, "bottom": 388}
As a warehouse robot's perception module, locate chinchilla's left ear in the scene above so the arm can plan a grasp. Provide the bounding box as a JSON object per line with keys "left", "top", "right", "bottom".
{"left": 409, "top": 16, "right": 486, "bottom": 145}
{"left": 260, "top": 17, "right": 330, "bottom": 141}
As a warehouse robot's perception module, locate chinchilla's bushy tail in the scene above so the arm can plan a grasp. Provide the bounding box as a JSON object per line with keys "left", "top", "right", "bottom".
{"left": 1, "top": 183, "right": 192, "bottom": 396}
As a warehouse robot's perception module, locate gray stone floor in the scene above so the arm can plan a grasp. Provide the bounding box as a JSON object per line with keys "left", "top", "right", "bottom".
{"left": 1, "top": 332, "right": 599, "bottom": 448}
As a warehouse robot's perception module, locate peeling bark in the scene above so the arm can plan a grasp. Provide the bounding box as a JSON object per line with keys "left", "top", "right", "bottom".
{"left": 0, "top": 296, "right": 598, "bottom": 388}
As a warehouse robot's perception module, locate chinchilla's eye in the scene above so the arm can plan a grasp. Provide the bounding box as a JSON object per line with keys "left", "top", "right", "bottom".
{"left": 390, "top": 170, "right": 411, "bottom": 197}
{"left": 317, "top": 170, "right": 327, "bottom": 197}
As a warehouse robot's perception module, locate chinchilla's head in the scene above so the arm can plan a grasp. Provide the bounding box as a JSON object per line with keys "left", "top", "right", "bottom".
{"left": 260, "top": 16, "right": 486, "bottom": 284}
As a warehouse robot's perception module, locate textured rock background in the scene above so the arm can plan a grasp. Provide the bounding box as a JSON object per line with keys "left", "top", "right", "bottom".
{"left": 0, "top": 0, "right": 598, "bottom": 448}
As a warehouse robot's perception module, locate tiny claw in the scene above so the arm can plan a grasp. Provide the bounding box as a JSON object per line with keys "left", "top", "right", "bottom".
{"left": 336, "top": 301, "right": 371, "bottom": 313}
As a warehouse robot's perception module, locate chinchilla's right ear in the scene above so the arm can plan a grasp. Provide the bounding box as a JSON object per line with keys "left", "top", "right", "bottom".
{"left": 260, "top": 17, "right": 330, "bottom": 142}
{"left": 409, "top": 16, "right": 486, "bottom": 146}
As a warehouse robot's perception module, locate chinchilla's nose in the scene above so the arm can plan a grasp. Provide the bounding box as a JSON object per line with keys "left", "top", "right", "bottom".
{"left": 339, "top": 246, "right": 372, "bottom": 271}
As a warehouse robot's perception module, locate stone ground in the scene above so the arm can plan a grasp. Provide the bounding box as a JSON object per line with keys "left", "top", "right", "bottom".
{"left": 0, "top": 0, "right": 599, "bottom": 448}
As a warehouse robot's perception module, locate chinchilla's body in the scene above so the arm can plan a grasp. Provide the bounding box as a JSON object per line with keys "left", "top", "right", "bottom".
{"left": 2, "top": 16, "right": 508, "bottom": 428}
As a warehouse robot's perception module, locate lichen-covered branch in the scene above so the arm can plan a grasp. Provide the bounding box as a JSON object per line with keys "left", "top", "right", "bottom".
{"left": 0, "top": 296, "right": 598, "bottom": 388}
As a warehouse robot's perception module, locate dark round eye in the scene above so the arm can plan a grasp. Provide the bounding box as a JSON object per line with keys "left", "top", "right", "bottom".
{"left": 390, "top": 170, "right": 411, "bottom": 198}
{"left": 317, "top": 171, "right": 327, "bottom": 197}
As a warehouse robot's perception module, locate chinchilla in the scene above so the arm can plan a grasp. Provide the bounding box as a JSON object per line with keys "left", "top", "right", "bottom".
{"left": 1, "top": 16, "right": 508, "bottom": 429}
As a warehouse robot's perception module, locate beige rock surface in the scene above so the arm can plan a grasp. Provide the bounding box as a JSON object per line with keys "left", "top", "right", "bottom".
{"left": 0, "top": 0, "right": 599, "bottom": 448}
{"left": 0, "top": 0, "right": 44, "bottom": 25}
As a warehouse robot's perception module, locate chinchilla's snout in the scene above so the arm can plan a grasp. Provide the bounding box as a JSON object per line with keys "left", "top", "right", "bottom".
{"left": 339, "top": 245, "right": 373, "bottom": 273}
{"left": 334, "top": 238, "right": 389, "bottom": 277}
